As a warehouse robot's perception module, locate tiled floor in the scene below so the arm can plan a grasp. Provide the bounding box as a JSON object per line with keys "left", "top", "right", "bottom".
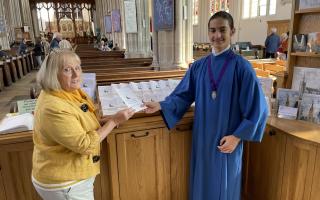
{"left": 0, "top": 70, "right": 37, "bottom": 119}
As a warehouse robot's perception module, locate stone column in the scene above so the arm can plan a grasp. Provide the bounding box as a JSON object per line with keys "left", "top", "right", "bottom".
{"left": 0, "top": 0, "right": 10, "bottom": 49}
{"left": 31, "top": 6, "right": 40, "bottom": 38}
{"left": 2, "top": 0, "right": 23, "bottom": 43}
{"left": 125, "top": 0, "right": 152, "bottom": 58}
{"left": 173, "top": 0, "right": 185, "bottom": 68}
{"left": 155, "top": 0, "right": 192, "bottom": 70}
{"left": 20, "top": 0, "right": 35, "bottom": 42}
{"left": 185, "top": 0, "right": 194, "bottom": 65}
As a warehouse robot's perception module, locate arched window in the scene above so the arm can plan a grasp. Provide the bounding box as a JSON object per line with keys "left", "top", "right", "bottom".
{"left": 210, "top": 0, "right": 230, "bottom": 16}
{"left": 242, "top": 0, "right": 277, "bottom": 19}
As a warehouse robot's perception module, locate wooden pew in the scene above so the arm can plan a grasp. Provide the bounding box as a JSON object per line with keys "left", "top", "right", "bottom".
{"left": 14, "top": 57, "right": 24, "bottom": 78}
{"left": 0, "top": 60, "right": 13, "bottom": 86}
{"left": 0, "top": 67, "right": 4, "bottom": 91}
{"left": 96, "top": 70, "right": 187, "bottom": 85}
{"left": 8, "top": 59, "right": 18, "bottom": 82}
{"left": 82, "top": 66, "right": 155, "bottom": 73}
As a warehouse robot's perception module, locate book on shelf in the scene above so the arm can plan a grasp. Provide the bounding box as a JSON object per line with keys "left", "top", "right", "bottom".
{"left": 299, "top": 0, "right": 320, "bottom": 10}
{"left": 0, "top": 113, "right": 34, "bottom": 134}
{"left": 81, "top": 73, "right": 96, "bottom": 100}
{"left": 293, "top": 34, "right": 308, "bottom": 52}
{"left": 307, "top": 32, "right": 320, "bottom": 53}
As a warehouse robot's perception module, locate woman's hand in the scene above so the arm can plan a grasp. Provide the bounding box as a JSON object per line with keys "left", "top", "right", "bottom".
{"left": 217, "top": 135, "right": 241, "bottom": 153}
{"left": 112, "top": 108, "right": 135, "bottom": 126}
{"left": 144, "top": 102, "right": 161, "bottom": 114}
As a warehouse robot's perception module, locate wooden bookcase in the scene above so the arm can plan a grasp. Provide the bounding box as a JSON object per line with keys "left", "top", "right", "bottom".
{"left": 286, "top": 0, "right": 320, "bottom": 88}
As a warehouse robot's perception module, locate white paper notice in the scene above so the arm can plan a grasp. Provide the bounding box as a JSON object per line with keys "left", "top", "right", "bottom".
{"left": 278, "top": 105, "right": 298, "bottom": 120}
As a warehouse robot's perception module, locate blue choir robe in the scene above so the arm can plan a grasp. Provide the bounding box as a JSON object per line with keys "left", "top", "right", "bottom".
{"left": 160, "top": 49, "right": 268, "bottom": 200}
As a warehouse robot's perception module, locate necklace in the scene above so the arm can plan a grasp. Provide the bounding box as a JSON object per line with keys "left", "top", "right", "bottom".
{"left": 207, "top": 51, "right": 234, "bottom": 100}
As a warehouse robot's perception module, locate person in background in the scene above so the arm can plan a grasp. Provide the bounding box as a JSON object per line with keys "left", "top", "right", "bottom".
{"left": 144, "top": 11, "right": 268, "bottom": 200}
{"left": 112, "top": 43, "right": 120, "bottom": 51}
{"left": 18, "top": 38, "right": 27, "bottom": 55}
{"left": 265, "top": 27, "right": 280, "bottom": 58}
{"left": 279, "top": 32, "right": 289, "bottom": 53}
{"left": 33, "top": 38, "right": 43, "bottom": 68}
{"left": 41, "top": 37, "right": 50, "bottom": 56}
{"left": 59, "top": 39, "right": 73, "bottom": 50}
{"left": 0, "top": 45, "right": 8, "bottom": 59}
{"left": 50, "top": 32, "right": 62, "bottom": 50}
{"left": 32, "top": 49, "right": 134, "bottom": 200}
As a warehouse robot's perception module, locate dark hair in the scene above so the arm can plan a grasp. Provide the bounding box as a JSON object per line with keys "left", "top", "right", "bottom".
{"left": 208, "top": 11, "right": 234, "bottom": 30}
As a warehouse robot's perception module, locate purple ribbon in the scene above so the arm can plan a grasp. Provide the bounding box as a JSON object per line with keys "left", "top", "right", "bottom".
{"left": 207, "top": 51, "right": 234, "bottom": 92}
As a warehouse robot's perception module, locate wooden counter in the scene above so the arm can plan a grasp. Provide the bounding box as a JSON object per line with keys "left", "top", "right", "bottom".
{"left": 1, "top": 115, "right": 319, "bottom": 200}
{"left": 0, "top": 112, "right": 193, "bottom": 200}
{"left": 243, "top": 117, "right": 320, "bottom": 200}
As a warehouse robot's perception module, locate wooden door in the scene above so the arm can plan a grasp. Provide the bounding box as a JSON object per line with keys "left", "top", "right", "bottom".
{"left": 116, "top": 128, "right": 170, "bottom": 200}
{"left": 244, "top": 126, "right": 286, "bottom": 200}
{"left": 0, "top": 167, "right": 6, "bottom": 200}
{"left": 0, "top": 141, "right": 42, "bottom": 200}
{"left": 168, "top": 123, "right": 192, "bottom": 200}
{"left": 281, "top": 136, "right": 317, "bottom": 200}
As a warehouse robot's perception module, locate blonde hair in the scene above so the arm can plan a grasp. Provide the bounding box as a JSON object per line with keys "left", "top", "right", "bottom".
{"left": 37, "top": 49, "right": 81, "bottom": 92}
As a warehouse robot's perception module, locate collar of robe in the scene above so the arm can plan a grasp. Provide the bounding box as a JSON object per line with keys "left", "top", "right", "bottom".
{"left": 212, "top": 45, "right": 231, "bottom": 56}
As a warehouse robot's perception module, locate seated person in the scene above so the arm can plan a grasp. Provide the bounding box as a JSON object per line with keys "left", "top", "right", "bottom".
{"left": 0, "top": 45, "right": 8, "bottom": 59}
{"left": 112, "top": 43, "right": 120, "bottom": 51}
{"left": 59, "top": 39, "right": 73, "bottom": 50}
{"left": 18, "top": 38, "right": 27, "bottom": 55}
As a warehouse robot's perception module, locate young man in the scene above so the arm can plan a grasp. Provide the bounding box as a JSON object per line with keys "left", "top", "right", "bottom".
{"left": 144, "top": 11, "right": 268, "bottom": 200}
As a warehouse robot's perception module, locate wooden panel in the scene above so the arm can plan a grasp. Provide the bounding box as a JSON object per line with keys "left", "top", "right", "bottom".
{"left": 245, "top": 126, "right": 286, "bottom": 200}
{"left": 25, "top": 55, "right": 31, "bottom": 73}
{"left": 310, "top": 146, "right": 320, "bottom": 199}
{"left": 9, "top": 60, "right": 18, "bottom": 82}
{"left": 168, "top": 124, "right": 192, "bottom": 200}
{"left": 298, "top": 14, "right": 320, "bottom": 33}
{"left": 267, "top": 20, "right": 290, "bottom": 35}
{"left": 14, "top": 58, "right": 24, "bottom": 78}
{"left": 0, "top": 167, "right": 6, "bottom": 200}
{"left": 0, "top": 68, "right": 4, "bottom": 91}
{"left": 21, "top": 57, "right": 28, "bottom": 75}
{"left": 0, "top": 142, "right": 42, "bottom": 200}
{"left": 116, "top": 128, "right": 170, "bottom": 200}
{"left": 281, "top": 136, "right": 317, "bottom": 200}
{"left": 1, "top": 62, "right": 12, "bottom": 86}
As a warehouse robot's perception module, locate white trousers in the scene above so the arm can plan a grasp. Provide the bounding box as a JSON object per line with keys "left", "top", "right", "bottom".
{"left": 33, "top": 177, "right": 95, "bottom": 200}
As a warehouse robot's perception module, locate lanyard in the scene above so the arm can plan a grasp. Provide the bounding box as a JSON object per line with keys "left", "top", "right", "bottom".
{"left": 207, "top": 51, "right": 233, "bottom": 92}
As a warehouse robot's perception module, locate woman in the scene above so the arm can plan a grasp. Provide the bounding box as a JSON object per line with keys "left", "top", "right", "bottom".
{"left": 144, "top": 11, "right": 268, "bottom": 200}
{"left": 18, "top": 38, "right": 27, "bottom": 55}
{"left": 32, "top": 49, "right": 134, "bottom": 200}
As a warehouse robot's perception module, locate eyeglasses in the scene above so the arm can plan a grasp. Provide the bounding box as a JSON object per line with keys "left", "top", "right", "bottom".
{"left": 62, "top": 65, "right": 82, "bottom": 75}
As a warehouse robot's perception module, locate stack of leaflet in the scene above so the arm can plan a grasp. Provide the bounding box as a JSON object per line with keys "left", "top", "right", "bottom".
{"left": 98, "top": 79, "right": 181, "bottom": 116}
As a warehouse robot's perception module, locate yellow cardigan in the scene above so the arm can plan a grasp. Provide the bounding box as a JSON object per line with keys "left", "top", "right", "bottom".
{"left": 32, "top": 91, "right": 101, "bottom": 184}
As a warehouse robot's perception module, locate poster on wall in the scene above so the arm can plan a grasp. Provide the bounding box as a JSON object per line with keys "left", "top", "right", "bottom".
{"left": 104, "top": 15, "right": 112, "bottom": 33}
{"left": 153, "top": 0, "right": 174, "bottom": 31}
{"left": 111, "top": 10, "right": 121, "bottom": 32}
{"left": 124, "top": 0, "right": 138, "bottom": 33}
{"left": 0, "top": 17, "right": 6, "bottom": 33}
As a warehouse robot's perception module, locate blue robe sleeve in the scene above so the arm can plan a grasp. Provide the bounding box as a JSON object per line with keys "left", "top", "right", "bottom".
{"left": 233, "top": 61, "right": 268, "bottom": 142}
{"left": 160, "top": 67, "right": 195, "bottom": 129}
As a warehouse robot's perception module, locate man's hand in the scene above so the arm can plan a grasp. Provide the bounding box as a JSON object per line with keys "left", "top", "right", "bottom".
{"left": 217, "top": 135, "right": 241, "bottom": 153}
{"left": 144, "top": 102, "right": 161, "bottom": 114}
